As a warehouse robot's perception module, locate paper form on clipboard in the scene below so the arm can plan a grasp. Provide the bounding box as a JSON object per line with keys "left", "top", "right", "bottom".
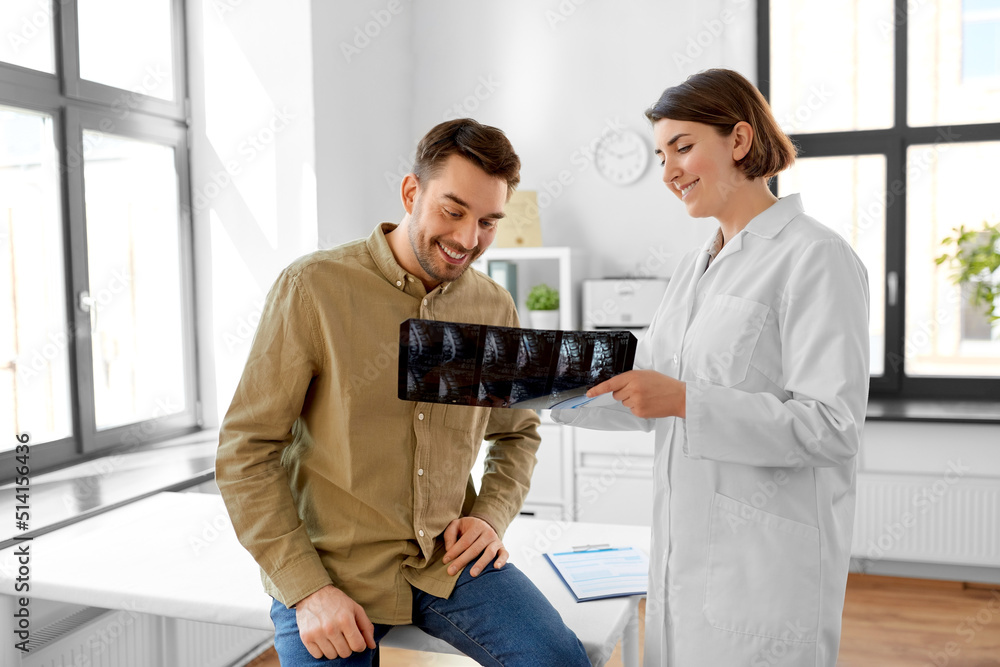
{"left": 544, "top": 545, "right": 649, "bottom": 602}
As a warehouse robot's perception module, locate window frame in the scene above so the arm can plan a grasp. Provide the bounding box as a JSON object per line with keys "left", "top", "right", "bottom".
{"left": 0, "top": 0, "right": 200, "bottom": 481}
{"left": 758, "top": 0, "right": 1000, "bottom": 402}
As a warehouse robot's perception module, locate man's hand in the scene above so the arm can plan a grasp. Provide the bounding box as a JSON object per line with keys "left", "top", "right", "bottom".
{"left": 587, "top": 370, "right": 686, "bottom": 419}
{"left": 295, "top": 584, "right": 377, "bottom": 659}
{"left": 442, "top": 516, "right": 508, "bottom": 577}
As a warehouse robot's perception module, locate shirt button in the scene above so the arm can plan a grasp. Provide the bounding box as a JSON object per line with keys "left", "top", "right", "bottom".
{"left": 396, "top": 280, "right": 402, "bottom": 287}
{"left": 672, "top": 353, "right": 679, "bottom": 365}
{"left": 417, "top": 468, "right": 424, "bottom": 476}
{"left": 422, "top": 298, "right": 428, "bottom": 306}
{"left": 418, "top": 530, "right": 424, "bottom": 537}
{"left": 418, "top": 413, "right": 424, "bottom": 421}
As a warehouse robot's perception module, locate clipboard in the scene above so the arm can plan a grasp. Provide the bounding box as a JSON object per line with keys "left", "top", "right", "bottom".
{"left": 544, "top": 545, "right": 649, "bottom": 602}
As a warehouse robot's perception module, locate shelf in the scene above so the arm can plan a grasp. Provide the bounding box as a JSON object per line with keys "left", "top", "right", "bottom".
{"left": 474, "top": 246, "right": 581, "bottom": 331}
{"left": 481, "top": 246, "right": 572, "bottom": 261}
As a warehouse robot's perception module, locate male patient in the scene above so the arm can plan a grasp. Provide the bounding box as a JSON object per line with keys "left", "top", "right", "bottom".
{"left": 216, "top": 118, "right": 590, "bottom": 666}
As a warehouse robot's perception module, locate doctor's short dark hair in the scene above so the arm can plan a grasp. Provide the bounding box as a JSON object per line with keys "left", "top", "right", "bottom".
{"left": 412, "top": 118, "right": 521, "bottom": 199}
{"left": 645, "top": 69, "right": 797, "bottom": 180}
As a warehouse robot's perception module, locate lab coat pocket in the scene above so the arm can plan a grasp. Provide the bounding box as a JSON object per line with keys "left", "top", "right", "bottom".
{"left": 691, "top": 294, "right": 769, "bottom": 387}
{"left": 704, "top": 493, "right": 819, "bottom": 643}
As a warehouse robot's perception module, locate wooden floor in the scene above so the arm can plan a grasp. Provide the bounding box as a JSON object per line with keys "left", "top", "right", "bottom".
{"left": 838, "top": 575, "right": 1000, "bottom": 666}
{"left": 247, "top": 574, "right": 1000, "bottom": 666}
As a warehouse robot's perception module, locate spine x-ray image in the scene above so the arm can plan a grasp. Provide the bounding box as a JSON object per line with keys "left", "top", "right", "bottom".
{"left": 398, "top": 319, "right": 637, "bottom": 409}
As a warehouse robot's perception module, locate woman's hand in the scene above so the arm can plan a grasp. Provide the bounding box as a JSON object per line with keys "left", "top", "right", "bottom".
{"left": 587, "top": 370, "right": 686, "bottom": 419}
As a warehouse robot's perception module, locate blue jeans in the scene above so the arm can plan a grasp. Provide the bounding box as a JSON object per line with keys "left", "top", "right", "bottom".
{"left": 270, "top": 558, "right": 591, "bottom": 666}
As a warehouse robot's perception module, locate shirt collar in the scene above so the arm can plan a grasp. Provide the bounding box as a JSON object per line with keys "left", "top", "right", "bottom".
{"left": 366, "top": 223, "right": 410, "bottom": 287}
{"left": 742, "top": 193, "right": 804, "bottom": 239}
{"left": 701, "top": 193, "right": 804, "bottom": 252}
{"left": 365, "top": 222, "right": 458, "bottom": 293}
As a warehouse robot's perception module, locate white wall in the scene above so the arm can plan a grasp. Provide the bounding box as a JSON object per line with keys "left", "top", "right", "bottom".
{"left": 311, "top": 0, "right": 414, "bottom": 247}
{"left": 188, "top": 0, "right": 318, "bottom": 424}
{"left": 409, "top": 0, "right": 756, "bottom": 280}
{"left": 862, "top": 421, "right": 1000, "bottom": 476}
{"left": 309, "top": 0, "right": 756, "bottom": 279}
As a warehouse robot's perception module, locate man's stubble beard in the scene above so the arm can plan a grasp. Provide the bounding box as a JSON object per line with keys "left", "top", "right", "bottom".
{"left": 407, "top": 202, "right": 484, "bottom": 284}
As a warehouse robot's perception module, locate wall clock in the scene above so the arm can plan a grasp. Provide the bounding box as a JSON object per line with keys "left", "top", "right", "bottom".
{"left": 594, "top": 129, "right": 650, "bottom": 186}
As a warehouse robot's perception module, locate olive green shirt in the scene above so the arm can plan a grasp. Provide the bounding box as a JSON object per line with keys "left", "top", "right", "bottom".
{"left": 216, "top": 223, "right": 541, "bottom": 624}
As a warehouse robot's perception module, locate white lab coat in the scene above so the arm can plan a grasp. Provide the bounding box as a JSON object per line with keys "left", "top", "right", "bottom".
{"left": 554, "top": 195, "right": 870, "bottom": 666}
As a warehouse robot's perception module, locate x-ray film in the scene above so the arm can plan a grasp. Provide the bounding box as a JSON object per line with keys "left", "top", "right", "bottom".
{"left": 398, "top": 319, "right": 638, "bottom": 409}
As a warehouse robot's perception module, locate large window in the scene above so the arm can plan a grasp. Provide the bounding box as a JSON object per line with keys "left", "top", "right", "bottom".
{"left": 760, "top": 0, "right": 1000, "bottom": 400}
{"left": 0, "top": 0, "right": 197, "bottom": 478}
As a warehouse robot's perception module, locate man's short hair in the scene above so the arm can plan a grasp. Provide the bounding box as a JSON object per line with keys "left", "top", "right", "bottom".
{"left": 412, "top": 119, "right": 521, "bottom": 199}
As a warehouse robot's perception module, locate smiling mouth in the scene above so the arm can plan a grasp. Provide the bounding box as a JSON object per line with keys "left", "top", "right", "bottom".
{"left": 437, "top": 241, "right": 468, "bottom": 263}
{"left": 675, "top": 179, "right": 699, "bottom": 199}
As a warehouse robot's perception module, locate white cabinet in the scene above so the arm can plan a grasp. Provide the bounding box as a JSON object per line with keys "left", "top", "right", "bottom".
{"left": 572, "top": 427, "right": 655, "bottom": 526}
{"left": 473, "top": 419, "right": 575, "bottom": 521}
{"left": 520, "top": 422, "right": 575, "bottom": 520}
{"left": 473, "top": 420, "right": 655, "bottom": 525}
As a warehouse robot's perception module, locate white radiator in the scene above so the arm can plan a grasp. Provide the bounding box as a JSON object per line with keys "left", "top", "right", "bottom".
{"left": 852, "top": 473, "right": 1000, "bottom": 568}
{"left": 21, "top": 606, "right": 272, "bottom": 667}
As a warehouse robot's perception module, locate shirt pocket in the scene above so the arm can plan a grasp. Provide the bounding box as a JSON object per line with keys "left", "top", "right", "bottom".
{"left": 444, "top": 404, "right": 490, "bottom": 435}
{"left": 704, "top": 493, "right": 820, "bottom": 643}
{"left": 689, "top": 294, "right": 769, "bottom": 387}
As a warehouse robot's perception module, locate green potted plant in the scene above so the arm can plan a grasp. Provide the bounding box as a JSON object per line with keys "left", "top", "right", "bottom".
{"left": 935, "top": 221, "right": 1000, "bottom": 326}
{"left": 526, "top": 283, "right": 560, "bottom": 329}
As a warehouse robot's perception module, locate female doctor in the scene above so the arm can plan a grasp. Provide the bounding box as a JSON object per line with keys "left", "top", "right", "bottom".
{"left": 554, "top": 69, "right": 870, "bottom": 666}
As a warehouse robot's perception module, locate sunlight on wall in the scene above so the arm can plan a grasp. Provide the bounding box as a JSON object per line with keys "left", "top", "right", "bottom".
{"left": 201, "top": 0, "right": 278, "bottom": 249}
